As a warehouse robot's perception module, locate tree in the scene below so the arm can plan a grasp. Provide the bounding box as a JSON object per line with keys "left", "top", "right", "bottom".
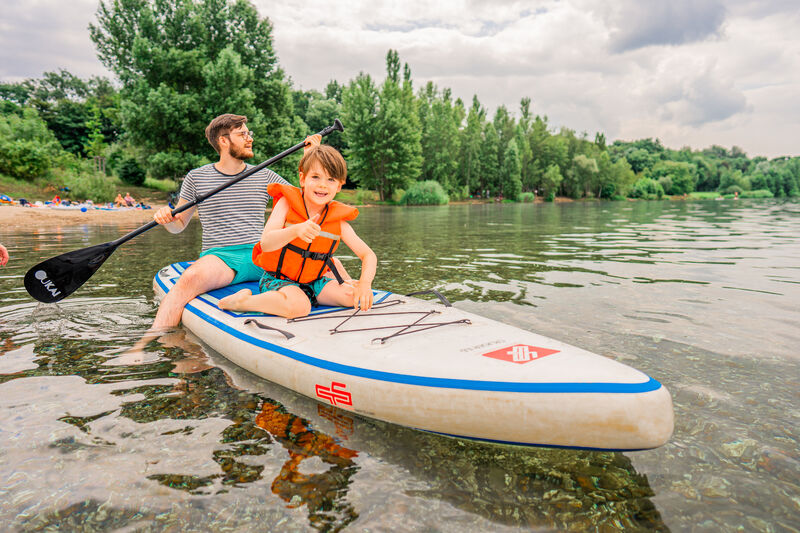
{"left": 90, "top": 0, "right": 299, "bottom": 179}
{"left": 540, "top": 164, "right": 563, "bottom": 201}
{"left": 457, "top": 95, "right": 484, "bottom": 195}
{"left": 480, "top": 122, "right": 500, "bottom": 195}
{"left": 500, "top": 139, "right": 522, "bottom": 200}
{"left": 418, "top": 83, "right": 460, "bottom": 193}
{"left": 0, "top": 108, "right": 66, "bottom": 181}
{"left": 649, "top": 160, "right": 697, "bottom": 195}
{"left": 20, "top": 70, "right": 119, "bottom": 156}
{"left": 341, "top": 50, "right": 422, "bottom": 201}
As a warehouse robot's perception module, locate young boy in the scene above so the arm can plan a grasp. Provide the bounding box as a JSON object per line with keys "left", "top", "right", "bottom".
{"left": 219, "top": 145, "right": 376, "bottom": 318}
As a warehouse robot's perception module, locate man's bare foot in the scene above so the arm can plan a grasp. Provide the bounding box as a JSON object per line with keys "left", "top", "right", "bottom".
{"left": 218, "top": 289, "right": 253, "bottom": 310}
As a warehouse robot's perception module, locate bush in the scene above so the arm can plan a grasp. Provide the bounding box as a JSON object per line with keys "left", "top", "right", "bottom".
{"left": 118, "top": 157, "right": 146, "bottom": 186}
{"left": 723, "top": 185, "right": 744, "bottom": 195}
{"left": 400, "top": 180, "right": 449, "bottom": 205}
{"left": 0, "top": 108, "right": 65, "bottom": 181}
{"left": 630, "top": 178, "right": 664, "bottom": 200}
{"left": 354, "top": 189, "right": 375, "bottom": 205}
{"left": 545, "top": 191, "right": 556, "bottom": 202}
{"left": 519, "top": 192, "right": 535, "bottom": 203}
{"left": 740, "top": 188, "right": 774, "bottom": 198}
{"left": 58, "top": 162, "right": 117, "bottom": 203}
{"left": 148, "top": 151, "right": 206, "bottom": 181}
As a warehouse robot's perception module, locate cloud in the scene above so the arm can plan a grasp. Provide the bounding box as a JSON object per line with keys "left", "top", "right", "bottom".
{"left": 1, "top": 0, "right": 798, "bottom": 158}
{"left": 601, "top": 0, "right": 727, "bottom": 53}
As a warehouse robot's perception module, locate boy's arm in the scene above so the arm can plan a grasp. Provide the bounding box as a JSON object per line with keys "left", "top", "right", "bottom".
{"left": 259, "top": 198, "right": 321, "bottom": 251}
{"left": 340, "top": 221, "right": 377, "bottom": 310}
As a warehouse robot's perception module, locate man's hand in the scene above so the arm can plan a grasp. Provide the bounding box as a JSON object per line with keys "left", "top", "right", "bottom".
{"left": 154, "top": 205, "right": 176, "bottom": 225}
{"left": 295, "top": 214, "right": 320, "bottom": 243}
{"left": 0, "top": 244, "right": 8, "bottom": 267}
{"left": 303, "top": 134, "right": 321, "bottom": 153}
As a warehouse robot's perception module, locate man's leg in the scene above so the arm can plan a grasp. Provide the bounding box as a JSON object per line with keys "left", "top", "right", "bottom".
{"left": 152, "top": 255, "right": 235, "bottom": 329}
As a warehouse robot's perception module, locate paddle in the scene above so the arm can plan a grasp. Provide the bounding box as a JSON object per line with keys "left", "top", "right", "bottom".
{"left": 24, "top": 119, "right": 345, "bottom": 304}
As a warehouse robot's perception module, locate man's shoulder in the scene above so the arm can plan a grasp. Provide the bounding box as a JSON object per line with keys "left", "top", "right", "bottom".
{"left": 246, "top": 165, "right": 288, "bottom": 183}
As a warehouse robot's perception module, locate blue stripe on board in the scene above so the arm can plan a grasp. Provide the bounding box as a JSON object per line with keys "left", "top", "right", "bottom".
{"left": 156, "top": 267, "right": 663, "bottom": 395}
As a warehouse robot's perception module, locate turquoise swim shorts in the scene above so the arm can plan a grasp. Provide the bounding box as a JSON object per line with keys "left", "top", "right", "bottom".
{"left": 199, "top": 243, "right": 264, "bottom": 285}
{"left": 258, "top": 272, "right": 332, "bottom": 302}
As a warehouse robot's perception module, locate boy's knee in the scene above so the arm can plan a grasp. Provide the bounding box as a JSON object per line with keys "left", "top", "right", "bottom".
{"left": 279, "top": 291, "right": 311, "bottom": 319}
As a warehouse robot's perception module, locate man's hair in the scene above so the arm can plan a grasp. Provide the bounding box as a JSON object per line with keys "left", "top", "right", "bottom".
{"left": 205, "top": 114, "right": 247, "bottom": 153}
{"left": 299, "top": 145, "right": 347, "bottom": 183}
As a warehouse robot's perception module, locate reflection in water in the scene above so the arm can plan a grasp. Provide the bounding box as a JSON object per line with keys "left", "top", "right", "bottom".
{"left": 1, "top": 199, "right": 799, "bottom": 530}
{"left": 256, "top": 402, "right": 359, "bottom": 531}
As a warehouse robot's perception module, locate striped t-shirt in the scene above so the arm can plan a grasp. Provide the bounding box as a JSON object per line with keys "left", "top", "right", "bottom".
{"left": 179, "top": 163, "right": 289, "bottom": 252}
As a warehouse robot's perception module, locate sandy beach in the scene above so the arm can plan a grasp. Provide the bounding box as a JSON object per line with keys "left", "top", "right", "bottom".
{"left": 0, "top": 205, "right": 168, "bottom": 231}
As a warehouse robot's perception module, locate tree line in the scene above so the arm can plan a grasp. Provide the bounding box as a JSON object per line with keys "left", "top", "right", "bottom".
{"left": 1, "top": 0, "right": 798, "bottom": 203}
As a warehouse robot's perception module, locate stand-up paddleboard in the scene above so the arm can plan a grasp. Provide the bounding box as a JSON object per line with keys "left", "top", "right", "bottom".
{"left": 154, "top": 262, "right": 673, "bottom": 450}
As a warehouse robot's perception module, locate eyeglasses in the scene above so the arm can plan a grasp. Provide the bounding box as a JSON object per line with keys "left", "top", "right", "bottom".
{"left": 222, "top": 130, "right": 254, "bottom": 140}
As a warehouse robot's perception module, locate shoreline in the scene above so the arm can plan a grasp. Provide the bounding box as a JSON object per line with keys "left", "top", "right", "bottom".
{"left": 0, "top": 205, "right": 167, "bottom": 231}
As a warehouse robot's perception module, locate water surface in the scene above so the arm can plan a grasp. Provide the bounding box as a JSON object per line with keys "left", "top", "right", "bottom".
{"left": 1, "top": 199, "right": 798, "bottom": 531}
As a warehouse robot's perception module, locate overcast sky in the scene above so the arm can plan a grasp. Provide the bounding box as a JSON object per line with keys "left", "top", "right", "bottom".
{"left": 1, "top": 0, "right": 798, "bottom": 158}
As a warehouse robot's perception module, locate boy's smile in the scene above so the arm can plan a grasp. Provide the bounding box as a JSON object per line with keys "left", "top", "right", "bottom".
{"left": 299, "top": 162, "right": 343, "bottom": 209}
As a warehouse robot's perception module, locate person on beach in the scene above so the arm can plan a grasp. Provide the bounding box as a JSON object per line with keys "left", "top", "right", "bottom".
{"left": 114, "top": 193, "right": 125, "bottom": 207}
{"left": 149, "top": 113, "right": 340, "bottom": 329}
{"left": 0, "top": 244, "right": 8, "bottom": 267}
{"left": 124, "top": 192, "right": 135, "bottom": 207}
{"left": 218, "top": 144, "right": 376, "bottom": 317}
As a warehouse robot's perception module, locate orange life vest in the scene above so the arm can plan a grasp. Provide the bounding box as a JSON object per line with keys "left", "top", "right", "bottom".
{"left": 253, "top": 183, "right": 358, "bottom": 284}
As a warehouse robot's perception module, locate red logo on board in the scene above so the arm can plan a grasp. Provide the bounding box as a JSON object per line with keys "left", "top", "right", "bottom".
{"left": 315, "top": 381, "right": 353, "bottom": 407}
{"left": 482, "top": 344, "right": 559, "bottom": 364}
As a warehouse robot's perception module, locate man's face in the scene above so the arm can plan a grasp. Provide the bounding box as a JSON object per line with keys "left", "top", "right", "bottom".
{"left": 222, "top": 126, "right": 254, "bottom": 160}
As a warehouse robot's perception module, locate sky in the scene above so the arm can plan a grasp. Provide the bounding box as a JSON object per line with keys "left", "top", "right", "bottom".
{"left": 1, "top": 0, "right": 798, "bottom": 158}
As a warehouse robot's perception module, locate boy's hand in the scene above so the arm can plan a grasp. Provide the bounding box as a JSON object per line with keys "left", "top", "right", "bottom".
{"left": 303, "top": 134, "right": 321, "bottom": 153}
{"left": 353, "top": 281, "right": 373, "bottom": 311}
{"left": 295, "top": 214, "right": 320, "bottom": 243}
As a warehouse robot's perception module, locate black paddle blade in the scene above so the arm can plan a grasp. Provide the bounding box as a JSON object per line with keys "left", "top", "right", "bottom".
{"left": 24, "top": 241, "right": 117, "bottom": 303}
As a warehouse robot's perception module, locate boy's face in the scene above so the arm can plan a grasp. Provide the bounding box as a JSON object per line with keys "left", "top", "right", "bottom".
{"left": 299, "top": 162, "right": 343, "bottom": 208}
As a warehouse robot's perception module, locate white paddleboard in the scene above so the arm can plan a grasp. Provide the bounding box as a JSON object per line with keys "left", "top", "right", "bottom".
{"left": 154, "top": 262, "right": 673, "bottom": 450}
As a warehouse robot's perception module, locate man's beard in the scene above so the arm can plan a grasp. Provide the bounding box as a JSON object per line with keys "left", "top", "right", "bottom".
{"left": 230, "top": 144, "right": 254, "bottom": 160}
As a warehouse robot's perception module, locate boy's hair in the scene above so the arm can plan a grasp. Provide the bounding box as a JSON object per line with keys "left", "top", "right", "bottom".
{"left": 205, "top": 114, "right": 247, "bottom": 153}
{"left": 299, "top": 145, "right": 347, "bottom": 183}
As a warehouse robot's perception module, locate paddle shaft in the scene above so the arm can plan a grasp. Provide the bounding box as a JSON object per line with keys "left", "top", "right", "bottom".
{"left": 111, "top": 119, "right": 344, "bottom": 247}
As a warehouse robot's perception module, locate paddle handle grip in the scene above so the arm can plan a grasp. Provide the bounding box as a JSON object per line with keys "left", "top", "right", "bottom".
{"left": 112, "top": 119, "right": 344, "bottom": 246}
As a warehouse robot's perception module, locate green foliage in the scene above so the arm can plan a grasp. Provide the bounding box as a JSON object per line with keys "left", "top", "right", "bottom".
{"left": 500, "top": 139, "right": 522, "bottom": 200}
{"left": 401, "top": 180, "right": 449, "bottom": 205}
{"left": 63, "top": 169, "right": 117, "bottom": 203}
{"left": 118, "top": 157, "right": 147, "bottom": 186}
{"left": 740, "top": 189, "right": 774, "bottom": 198}
{"left": 480, "top": 122, "right": 500, "bottom": 195}
{"left": 0, "top": 108, "right": 66, "bottom": 181}
{"left": 649, "top": 160, "right": 696, "bottom": 195}
{"left": 540, "top": 164, "right": 563, "bottom": 199}
{"left": 90, "top": 0, "right": 298, "bottom": 179}
{"left": 630, "top": 178, "right": 664, "bottom": 200}
{"left": 418, "top": 83, "right": 460, "bottom": 192}
{"left": 342, "top": 50, "right": 422, "bottom": 201}
{"left": 519, "top": 191, "right": 535, "bottom": 203}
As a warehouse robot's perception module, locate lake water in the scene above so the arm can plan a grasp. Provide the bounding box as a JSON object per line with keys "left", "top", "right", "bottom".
{"left": 1, "top": 199, "right": 798, "bottom": 531}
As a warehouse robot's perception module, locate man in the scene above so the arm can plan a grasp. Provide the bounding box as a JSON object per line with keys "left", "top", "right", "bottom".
{"left": 151, "top": 113, "right": 320, "bottom": 329}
